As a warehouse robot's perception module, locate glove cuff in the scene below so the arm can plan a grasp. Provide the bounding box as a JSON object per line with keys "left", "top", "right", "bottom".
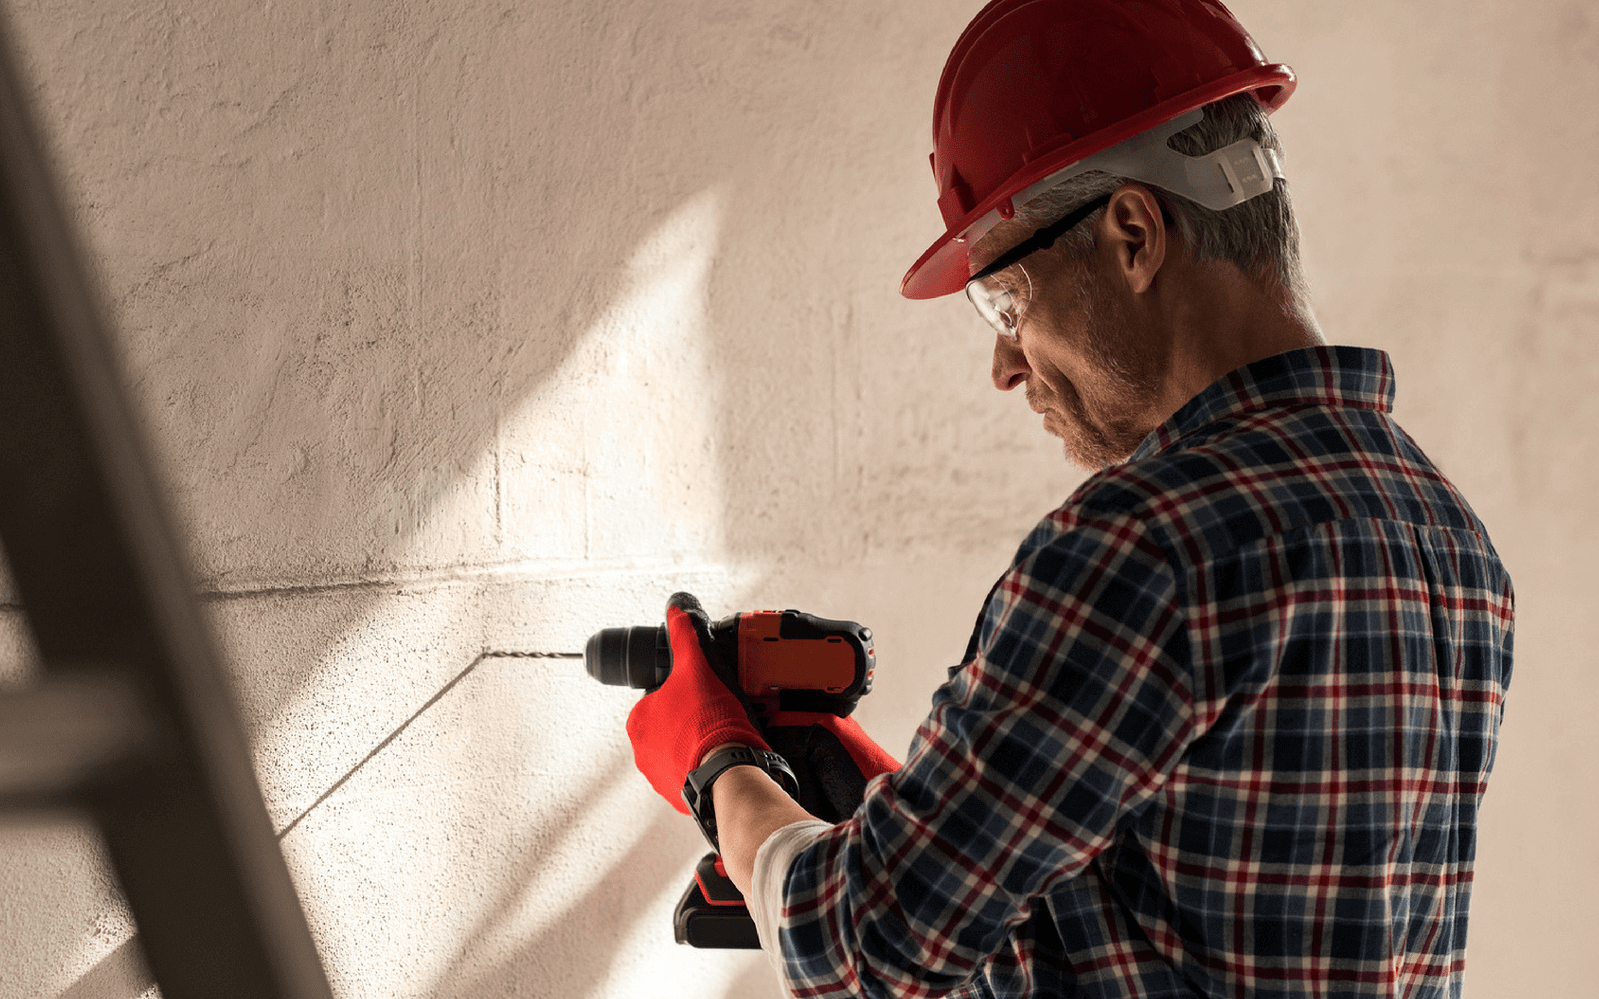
{"left": 686, "top": 717, "right": 772, "bottom": 772}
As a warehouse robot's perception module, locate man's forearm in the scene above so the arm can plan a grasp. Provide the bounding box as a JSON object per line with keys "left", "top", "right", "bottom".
{"left": 705, "top": 753, "right": 817, "bottom": 898}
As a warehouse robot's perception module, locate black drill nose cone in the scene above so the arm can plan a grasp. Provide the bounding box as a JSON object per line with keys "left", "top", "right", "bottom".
{"left": 585, "top": 628, "right": 627, "bottom": 686}
{"left": 584, "top": 626, "right": 670, "bottom": 689}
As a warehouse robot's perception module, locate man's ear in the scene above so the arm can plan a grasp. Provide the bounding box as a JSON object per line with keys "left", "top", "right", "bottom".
{"left": 1101, "top": 184, "right": 1166, "bottom": 295}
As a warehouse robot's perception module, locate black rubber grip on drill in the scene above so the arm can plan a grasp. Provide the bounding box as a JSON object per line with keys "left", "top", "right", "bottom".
{"left": 763, "top": 724, "right": 869, "bottom": 823}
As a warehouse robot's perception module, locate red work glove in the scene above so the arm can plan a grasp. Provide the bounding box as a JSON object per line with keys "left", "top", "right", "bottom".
{"left": 626, "top": 593, "right": 768, "bottom": 815}
{"left": 763, "top": 711, "right": 900, "bottom": 823}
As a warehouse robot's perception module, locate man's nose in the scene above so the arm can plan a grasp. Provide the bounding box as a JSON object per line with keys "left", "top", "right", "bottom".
{"left": 991, "top": 335, "right": 1029, "bottom": 391}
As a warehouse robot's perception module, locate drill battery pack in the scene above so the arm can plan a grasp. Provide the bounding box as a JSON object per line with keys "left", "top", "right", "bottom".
{"left": 675, "top": 852, "right": 760, "bottom": 949}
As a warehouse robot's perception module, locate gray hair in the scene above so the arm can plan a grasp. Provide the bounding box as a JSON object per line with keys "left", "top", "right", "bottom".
{"left": 1000, "top": 93, "right": 1312, "bottom": 316}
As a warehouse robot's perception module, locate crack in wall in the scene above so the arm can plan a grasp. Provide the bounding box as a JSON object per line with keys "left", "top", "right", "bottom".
{"left": 55, "top": 646, "right": 588, "bottom": 999}
{"left": 273, "top": 649, "right": 583, "bottom": 841}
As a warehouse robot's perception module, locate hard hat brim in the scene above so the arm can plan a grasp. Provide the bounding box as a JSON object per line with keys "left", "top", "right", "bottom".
{"left": 899, "top": 65, "right": 1295, "bottom": 301}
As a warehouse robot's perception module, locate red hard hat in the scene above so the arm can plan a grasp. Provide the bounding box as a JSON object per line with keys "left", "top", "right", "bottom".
{"left": 901, "top": 0, "right": 1295, "bottom": 300}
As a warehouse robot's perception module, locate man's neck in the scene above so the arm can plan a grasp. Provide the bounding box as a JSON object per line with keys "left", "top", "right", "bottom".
{"left": 1151, "top": 259, "right": 1324, "bottom": 424}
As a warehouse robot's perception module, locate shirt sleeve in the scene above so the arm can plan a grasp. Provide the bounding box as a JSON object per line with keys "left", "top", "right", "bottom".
{"left": 775, "top": 509, "right": 1196, "bottom": 998}
{"left": 752, "top": 820, "right": 834, "bottom": 988}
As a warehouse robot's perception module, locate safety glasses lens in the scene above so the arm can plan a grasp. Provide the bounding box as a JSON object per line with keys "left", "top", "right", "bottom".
{"left": 965, "top": 267, "right": 1030, "bottom": 341}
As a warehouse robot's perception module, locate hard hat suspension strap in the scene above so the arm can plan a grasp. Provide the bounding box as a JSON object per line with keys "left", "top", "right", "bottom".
{"left": 962, "top": 108, "right": 1287, "bottom": 250}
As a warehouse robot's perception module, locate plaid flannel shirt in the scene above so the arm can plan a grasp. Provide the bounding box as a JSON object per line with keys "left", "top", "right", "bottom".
{"left": 775, "top": 346, "right": 1515, "bottom": 998}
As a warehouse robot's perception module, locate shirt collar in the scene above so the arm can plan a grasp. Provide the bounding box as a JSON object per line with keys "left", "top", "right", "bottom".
{"left": 1130, "top": 345, "right": 1396, "bottom": 461}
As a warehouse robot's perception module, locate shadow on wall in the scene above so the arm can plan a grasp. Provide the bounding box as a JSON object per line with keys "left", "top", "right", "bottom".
{"left": 55, "top": 938, "right": 149, "bottom": 999}
{"left": 33, "top": 0, "right": 938, "bottom": 746}
{"left": 14, "top": 0, "right": 960, "bottom": 996}
{"left": 49, "top": 655, "right": 716, "bottom": 999}
{"left": 42, "top": 0, "right": 923, "bottom": 593}
{"left": 432, "top": 811, "right": 698, "bottom": 997}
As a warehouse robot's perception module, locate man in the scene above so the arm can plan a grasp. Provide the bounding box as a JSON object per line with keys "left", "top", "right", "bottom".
{"left": 626, "top": 1, "right": 1514, "bottom": 996}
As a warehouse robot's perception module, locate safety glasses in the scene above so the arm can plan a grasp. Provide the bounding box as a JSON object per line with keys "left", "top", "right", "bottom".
{"left": 964, "top": 193, "right": 1112, "bottom": 341}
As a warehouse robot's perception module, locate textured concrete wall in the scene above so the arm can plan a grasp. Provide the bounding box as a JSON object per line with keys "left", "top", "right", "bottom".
{"left": 0, "top": 2, "right": 1592, "bottom": 997}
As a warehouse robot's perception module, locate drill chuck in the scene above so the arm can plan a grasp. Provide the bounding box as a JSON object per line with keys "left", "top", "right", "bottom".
{"left": 584, "top": 625, "right": 671, "bottom": 690}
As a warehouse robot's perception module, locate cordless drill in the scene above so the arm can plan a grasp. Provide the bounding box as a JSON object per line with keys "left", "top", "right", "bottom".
{"left": 585, "top": 607, "right": 876, "bottom": 948}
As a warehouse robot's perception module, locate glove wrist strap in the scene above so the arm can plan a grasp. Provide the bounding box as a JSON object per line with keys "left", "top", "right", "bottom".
{"left": 682, "top": 745, "right": 799, "bottom": 852}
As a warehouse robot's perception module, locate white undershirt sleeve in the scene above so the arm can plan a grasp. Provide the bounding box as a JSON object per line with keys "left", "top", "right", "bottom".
{"left": 749, "top": 819, "right": 833, "bottom": 986}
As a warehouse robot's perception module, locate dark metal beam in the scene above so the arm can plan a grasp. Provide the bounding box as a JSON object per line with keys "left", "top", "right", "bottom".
{"left": 0, "top": 6, "right": 334, "bottom": 997}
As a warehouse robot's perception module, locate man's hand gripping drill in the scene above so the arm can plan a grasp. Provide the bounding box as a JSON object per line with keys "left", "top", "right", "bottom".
{"left": 587, "top": 591, "right": 898, "bottom": 948}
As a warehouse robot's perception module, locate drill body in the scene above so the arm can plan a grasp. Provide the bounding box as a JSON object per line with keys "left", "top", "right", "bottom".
{"left": 585, "top": 607, "right": 877, "bottom": 948}
{"left": 585, "top": 608, "right": 875, "bottom": 717}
